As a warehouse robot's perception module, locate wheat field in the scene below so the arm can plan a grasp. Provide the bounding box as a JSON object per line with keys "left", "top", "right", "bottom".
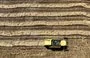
{"left": 0, "top": 0, "right": 90, "bottom": 58}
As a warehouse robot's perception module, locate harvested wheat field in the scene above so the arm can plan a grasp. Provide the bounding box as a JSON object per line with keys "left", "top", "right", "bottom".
{"left": 0, "top": 0, "right": 90, "bottom": 58}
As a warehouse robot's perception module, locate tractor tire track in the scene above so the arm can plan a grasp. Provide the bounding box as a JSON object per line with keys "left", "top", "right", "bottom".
{"left": 0, "top": 25, "right": 88, "bottom": 30}
{"left": 0, "top": 16, "right": 89, "bottom": 22}
{"left": 0, "top": 0, "right": 89, "bottom": 4}
{"left": 0, "top": 6, "right": 90, "bottom": 13}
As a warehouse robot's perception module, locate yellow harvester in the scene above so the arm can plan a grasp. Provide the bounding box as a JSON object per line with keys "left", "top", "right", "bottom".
{"left": 44, "top": 38, "right": 68, "bottom": 50}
